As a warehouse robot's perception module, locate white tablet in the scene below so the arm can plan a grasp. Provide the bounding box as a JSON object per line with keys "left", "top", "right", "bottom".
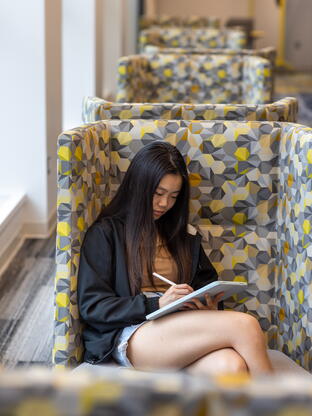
{"left": 146, "top": 280, "right": 247, "bottom": 321}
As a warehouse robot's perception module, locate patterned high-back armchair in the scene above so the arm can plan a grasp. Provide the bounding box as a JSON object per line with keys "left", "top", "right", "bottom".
{"left": 116, "top": 54, "right": 272, "bottom": 104}
{"left": 82, "top": 96, "right": 298, "bottom": 123}
{"left": 54, "top": 120, "right": 312, "bottom": 370}
{"left": 139, "top": 28, "right": 247, "bottom": 52}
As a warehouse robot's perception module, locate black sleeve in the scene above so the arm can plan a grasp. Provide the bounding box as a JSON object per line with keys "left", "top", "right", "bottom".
{"left": 192, "top": 244, "right": 224, "bottom": 310}
{"left": 77, "top": 223, "right": 159, "bottom": 332}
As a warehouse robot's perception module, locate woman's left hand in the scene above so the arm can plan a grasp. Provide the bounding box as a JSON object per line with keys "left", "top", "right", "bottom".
{"left": 181, "top": 292, "right": 224, "bottom": 311}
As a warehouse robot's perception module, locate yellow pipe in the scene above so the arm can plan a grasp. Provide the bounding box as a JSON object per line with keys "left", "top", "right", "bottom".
{"left": 276, "top": 0, "right": 293, "bottom": 69}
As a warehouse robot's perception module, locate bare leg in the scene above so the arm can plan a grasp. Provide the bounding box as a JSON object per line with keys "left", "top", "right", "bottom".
{"left": 127, "top": 310, "right": 273, "bottom": 375}
{"left": 186, "top": 348, "right": 248, "bottom": 376}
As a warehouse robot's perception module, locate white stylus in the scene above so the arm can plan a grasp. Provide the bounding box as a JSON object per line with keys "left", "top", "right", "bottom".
{"left": 152, "top": 272, "right": 176, "bottom": 286}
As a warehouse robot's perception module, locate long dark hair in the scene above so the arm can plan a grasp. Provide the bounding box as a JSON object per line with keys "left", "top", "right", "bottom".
{"left": 100, "top": 141, "right": 191, "bottom": 294}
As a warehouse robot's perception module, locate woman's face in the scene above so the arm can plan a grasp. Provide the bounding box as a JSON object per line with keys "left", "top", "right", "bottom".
{"left": 153, "top": 174, "right": 182, "bottom": 220}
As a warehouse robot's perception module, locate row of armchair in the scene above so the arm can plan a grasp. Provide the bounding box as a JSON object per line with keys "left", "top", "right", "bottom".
{"left": 82, "top": 22, "right": 293, "bottom": 121}
{"left": 53, "top": 14, "right": 311, "bottom": 376}
{"left": 85, "top": 48, "right": 295, "bottom": 122}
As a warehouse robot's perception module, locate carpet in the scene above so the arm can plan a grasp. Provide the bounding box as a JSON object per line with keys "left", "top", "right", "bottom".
{"left": 0, "top": 234, "right": 55, "bottom": 368}
{"left": 297, "top": 93, "right": 312, "bottom": 127}
{"left": 274, "top": 92, "right": 312, "bottom": 127}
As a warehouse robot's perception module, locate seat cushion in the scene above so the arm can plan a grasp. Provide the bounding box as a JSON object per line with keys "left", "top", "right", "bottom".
{"left": 268, "top": 350, "right": 312, "bottom": 376}
{"left": 75, "top": 350, "right": 311, "bottom": 377}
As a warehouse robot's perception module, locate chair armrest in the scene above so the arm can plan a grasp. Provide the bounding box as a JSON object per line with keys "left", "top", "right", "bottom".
{"left": 265, "top": 97, "right": 298, "bottom": 122}
{"left": 277, "top": 124, "right": 312, "bottom": 366}
{"left": 82, "top": 96, "right": 112, "bottom": 123}
{"left": 116, "top": 55, "right": 151, "bottom": 102}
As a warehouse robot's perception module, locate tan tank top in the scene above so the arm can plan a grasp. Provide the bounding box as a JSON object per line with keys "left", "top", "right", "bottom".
{"left": 141, "top": 240, "right": 178, "bottom": 293}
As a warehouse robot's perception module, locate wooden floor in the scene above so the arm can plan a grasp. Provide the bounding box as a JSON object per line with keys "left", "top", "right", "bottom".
{"left": 0, "top": 233, "right": 55, "bottom": 368}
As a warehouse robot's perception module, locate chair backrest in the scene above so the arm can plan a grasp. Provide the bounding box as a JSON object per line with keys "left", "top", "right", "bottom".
{"left": 82, "top": 96, "right": 298, "bottom": 123}
{"left": 139, "top": 28, "right": 247, "bottom": 52}
{"left": 143, "top": 46, "right": 277, "bottom": 68}
{"left": 140, "top": 46, "right": 277, "bottom": 98}
{"left": 116, "top": 53, "right": 273, "bottom": 104}
{"left": 139, "top": 15, "right": 220, "bottom": 29}
{"left": 54, "top": 120, "right": 312, "bottom": 370}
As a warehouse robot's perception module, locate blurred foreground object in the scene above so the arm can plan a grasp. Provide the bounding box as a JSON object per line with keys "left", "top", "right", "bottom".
{"left": 0, "top": 366, "right": 312, "bottom": 415}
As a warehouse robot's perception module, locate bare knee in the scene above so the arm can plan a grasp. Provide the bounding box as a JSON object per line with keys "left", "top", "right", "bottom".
{"left": 234, "top": 313, "right": 265, "bottom": 344}
{"left": 187, "top": 348, "right": 248, "bottom": 376}
{"left": 214, "top": 349, "right": 248, "bottom": 374}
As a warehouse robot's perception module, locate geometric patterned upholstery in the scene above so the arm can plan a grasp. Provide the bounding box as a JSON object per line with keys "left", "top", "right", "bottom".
{"left": 54, "top": 120, "right": 312, "bottom": 370}
{"left": 277, "top": 124, "right": 312, "bottom": 370}
{"left": 116, "top": 54, "right": 273, "bottom": 104}
{"left": 139, "top": 28, "right": 247, "bottom": 52}
{"left": 142, "top": 46, "right": 277, "bottom": 69}
{"left": 139, "top": 15, "right": 221, "bottom": 29}
{"left": 141, "top": 46, "right": 277, "bottom": 98}
{"left": 1, "top": 367, "right": 312, "bottom": 414}
{"left": 82, "top": 96, "right": 298, "bottom": 123}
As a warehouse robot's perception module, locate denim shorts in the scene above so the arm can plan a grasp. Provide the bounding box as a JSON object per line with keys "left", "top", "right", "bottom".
{"left": 111, "top": 321, "right": 147, "bottom": 367}
{"left": 111, "top": 292, "right": 162, "bottom": 367}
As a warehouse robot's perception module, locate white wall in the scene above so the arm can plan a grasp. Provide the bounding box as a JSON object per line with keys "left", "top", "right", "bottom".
{"left": 100, "top": 0, "right": 139, "bottom": 99}
{"left": 0, "top": 0, "right": 61, "bottom": 236}
{"left": 152, "top": 0, "right": 250, "bottom": 24}
{"left": 0, "top": 0, "right": 140, "bottom": 270}
{"left": 123, "top": 0, "right": 140, "bottom": 55}
{"left": 45, "top": 0, "right": 62, "bottom": 224}
{"left": 62, "top": 0, "right": 96, "bottom": 129}
{"left": 101, "top": 0, "right": 124, "bottom": 98}
{"left": 95, "top": 0, "right": 105, "bottom": 97}
{"left": 0, "top": 0, "right": 139, "bottom": 249}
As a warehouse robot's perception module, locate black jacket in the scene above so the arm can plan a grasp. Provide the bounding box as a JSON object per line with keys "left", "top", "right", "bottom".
{"left": 77, "top": 216, "right": 218, "bottom": 364}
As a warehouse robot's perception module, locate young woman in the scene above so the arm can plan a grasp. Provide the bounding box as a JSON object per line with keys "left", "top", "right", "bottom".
{"left": 77, "top": 141, "right": 273, "bottom": 376}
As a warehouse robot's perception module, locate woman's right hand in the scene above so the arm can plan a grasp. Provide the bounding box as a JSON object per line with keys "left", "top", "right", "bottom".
{"left": 158, "top": 284, "right": 194, "bottom": 308}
